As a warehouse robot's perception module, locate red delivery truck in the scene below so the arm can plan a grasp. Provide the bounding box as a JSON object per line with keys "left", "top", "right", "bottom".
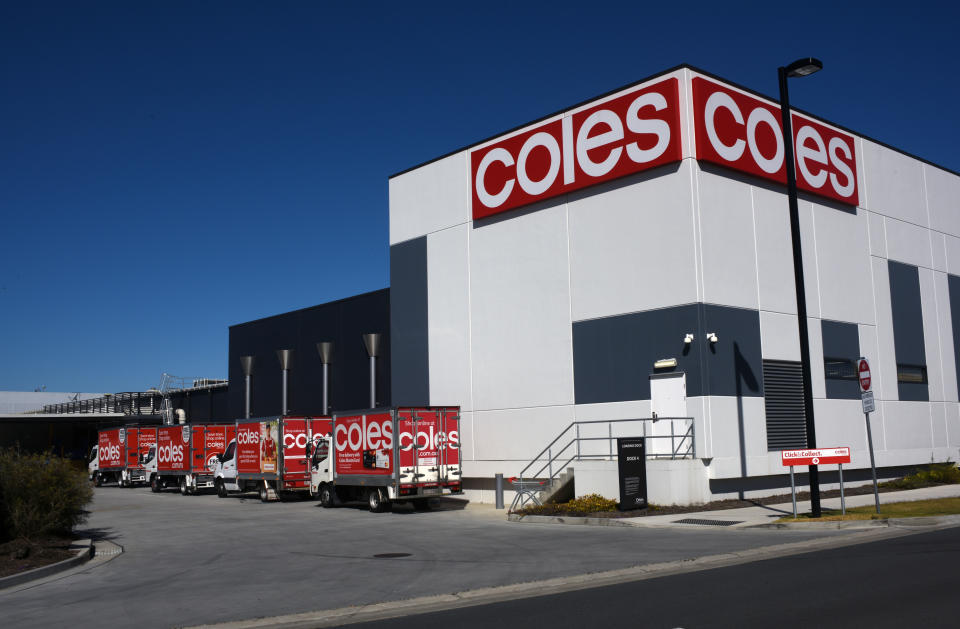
{"left": 88, "top": 426, "right": 157, "bottom": 487}
{"left": 212, "top": 416, "right": 332, "bottom": 502}
{"left": 122, "top": 426, "right": 157, "bottom": 487}
{"left": 146, "top": 424, "right": 236, "bottom": 495}
{"left": 307, "top": 407, "right": 462, "bottom": 512}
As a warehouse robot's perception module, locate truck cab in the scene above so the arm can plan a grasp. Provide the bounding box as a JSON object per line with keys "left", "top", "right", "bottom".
{"left": 88, "top": 445, "right": 99, "bottom": 481}
{"left": 307, "top": 437, "right": 333, "bottom": 506}
{"left": 213, "top": 439, "right": 238, "bottom": 498}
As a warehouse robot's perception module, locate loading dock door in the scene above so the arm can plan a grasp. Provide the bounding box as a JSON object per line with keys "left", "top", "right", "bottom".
{"left": 650, "top": 372, "right": 686, "bottom": 456}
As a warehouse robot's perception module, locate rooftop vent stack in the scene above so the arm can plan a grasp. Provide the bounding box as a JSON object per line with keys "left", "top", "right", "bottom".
{"left": 276, "top": 349, "right": 294, "bottom": 415}
{"left": 240, "top": 355, "right": 255, "bottom": 419}
{"left": 316, "top": 342, "right": 334, "bottom": 415}
{"left": 362, "top": 333, "right": 381, "bottom": 409}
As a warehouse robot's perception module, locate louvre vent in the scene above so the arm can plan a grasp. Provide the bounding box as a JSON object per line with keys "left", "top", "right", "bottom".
{"left": 763, "top": 360, "right": 807, "bottom": 451}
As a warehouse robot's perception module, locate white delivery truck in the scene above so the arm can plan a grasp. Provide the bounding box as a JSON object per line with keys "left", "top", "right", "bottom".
{"left": 307, "top": 406, "right": 462, "bottom": 512}
{"left": 213, "top": 416, "right": 331, "bottom": 502}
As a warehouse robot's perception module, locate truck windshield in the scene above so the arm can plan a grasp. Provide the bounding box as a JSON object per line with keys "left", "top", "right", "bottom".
{"left": 312, "top": 440, "right": 329, "bottom": 465}
{"left": 222, "top": 441, "right": 236, "bottom": 462}
{"left": 89, "top": 447, "right": 97, "bottom": 462}
{"left": 142, "top": 447, "right": 155, "bottom": 465}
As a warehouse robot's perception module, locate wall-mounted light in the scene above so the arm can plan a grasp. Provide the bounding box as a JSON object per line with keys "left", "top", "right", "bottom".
{"left": 654, "top": 358, "right": 678, "bottom": 369}
{"left": 684, "top": 333, "right": 695, "bottom": 344}
{"left": 707, "top": 332, "right": 718, "bottom": 343}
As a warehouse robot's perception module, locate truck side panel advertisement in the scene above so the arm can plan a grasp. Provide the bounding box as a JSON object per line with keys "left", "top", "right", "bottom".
{"left": 158, "top": 426, "right": 190, "bottom": 473}
{"left": 98, "top": 429, "right": 123, "bottom": 469}
{"left": 282, "top": 418, "right": 308, "bottom": 478}
{"left": 334, "top": 412, "right": 394, "bottom": 476}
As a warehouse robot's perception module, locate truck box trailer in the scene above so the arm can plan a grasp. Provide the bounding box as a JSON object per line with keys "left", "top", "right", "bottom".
{"left": 145, "top": 424, "right": 236, "bottom": 495}
{"left": 307, "top": 406, "right": 462, "bottom": 512}
{"left": 88, "top": 426, "right": 157, "bottom": 487}
{"left": 213, "top": 416, "right": 332, "bottom": 501}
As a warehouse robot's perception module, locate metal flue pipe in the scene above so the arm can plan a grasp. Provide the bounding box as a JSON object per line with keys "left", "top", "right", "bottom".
{"left": 276, "top": 349, "right": 294, "bottom": 415}
{"left": 240, "top": 355, "right": 255, "bottom": 419}
{"left": 362, "top": 333, "right": 381, "bottom": 409}
{"left": 316, "top": 342, "right": 334, "bottom": 415}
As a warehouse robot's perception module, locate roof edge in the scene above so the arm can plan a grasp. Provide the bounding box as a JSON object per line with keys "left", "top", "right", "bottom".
{"left": 389, "top": 63, "right": 959, "bottom": 181}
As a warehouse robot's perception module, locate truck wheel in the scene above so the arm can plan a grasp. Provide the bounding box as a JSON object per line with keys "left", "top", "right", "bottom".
{"left": 216, "top": 479, "right": 228, "bottom": 498}
{"left": 179, "top": 477, "right": 189, "bottom": 496}
{"left": 259, "top": 484, "right": 270, "bottom": 503}
{"left": 367, "top": 488, "right": 388, "bottom": 513}
{"left": 319, "top": 485, "right": 334, "bottom": 508}
{"left": 118, "top": 474, "right": 126, "bottom": 488}
{"left": 94, "top": 472, "right": 102, "bottom": 487}
{"left": 150, "top": 476, "right": 160, "bottom": 493}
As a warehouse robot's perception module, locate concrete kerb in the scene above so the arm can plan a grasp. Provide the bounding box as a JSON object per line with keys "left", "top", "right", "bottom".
{"left": 0, "top": 538, "right": 94, "bottom": 591}
{"left": 187, "top": 521, "right": 960, "bottom": 629}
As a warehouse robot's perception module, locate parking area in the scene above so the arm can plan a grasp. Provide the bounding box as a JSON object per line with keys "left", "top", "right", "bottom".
{"left": 3, "top": 487, "right": 856, "bottom": 628}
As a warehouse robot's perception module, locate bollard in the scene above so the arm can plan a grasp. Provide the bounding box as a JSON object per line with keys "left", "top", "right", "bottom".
{"left": 495, "top": 473, "right": 504, "bottom": 509}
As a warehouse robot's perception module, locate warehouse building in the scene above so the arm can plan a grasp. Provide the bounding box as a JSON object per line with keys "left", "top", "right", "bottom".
{"left": 386, "top": 64, "right": 960, "bottom": 504}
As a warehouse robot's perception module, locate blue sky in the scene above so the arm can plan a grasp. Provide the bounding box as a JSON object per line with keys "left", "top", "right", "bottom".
{"left": 1, "top": 1, "right": 957, "bottom": 393}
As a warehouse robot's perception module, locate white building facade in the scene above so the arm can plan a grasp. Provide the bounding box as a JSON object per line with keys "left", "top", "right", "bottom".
{"left": 388, "top": 65, "right": 960, "bottom": 505}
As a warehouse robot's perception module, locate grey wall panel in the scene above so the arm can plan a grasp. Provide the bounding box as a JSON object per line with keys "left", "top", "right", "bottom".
{"left": 228, "top": 289, "right": 391, "bottom": 418}
{"left": 389, "top": 237, "right": 430, "bottom": 406}
{"left": 572, "top": 303, "right": 763, "bottom": 404}
{"left": 700, "top": 304, "right": 763, "bottom": 398}
{"left": 573, "top": 304, "right": 702, "bottom": 404}
{"left": 888, "top": 261, "right": 928, "bottom": 401}
{"left": 821, "top": 320, "right": 861, "bottom": 400}
{"left": 949, "top": 275, "right": 960, "bottom": 398}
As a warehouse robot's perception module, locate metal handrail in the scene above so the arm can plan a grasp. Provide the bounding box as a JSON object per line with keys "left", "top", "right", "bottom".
{"left": 513, "top": 416, "right": 695, "bottom": 509}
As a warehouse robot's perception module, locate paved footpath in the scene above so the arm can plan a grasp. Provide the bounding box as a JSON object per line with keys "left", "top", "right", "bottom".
{"left": 0, "top": 486, "right": 874, "bottom": 629}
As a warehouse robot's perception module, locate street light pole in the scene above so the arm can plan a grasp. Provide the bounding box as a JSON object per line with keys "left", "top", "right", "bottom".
{"left": 778, "top": 57, "right": 823, "bottom": 518}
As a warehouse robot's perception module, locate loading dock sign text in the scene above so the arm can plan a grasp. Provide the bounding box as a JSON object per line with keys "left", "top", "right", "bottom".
{"left": 617, "top": 437, "right": 648, "bottom": 511}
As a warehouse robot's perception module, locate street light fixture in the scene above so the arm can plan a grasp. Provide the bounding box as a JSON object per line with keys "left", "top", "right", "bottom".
{"left": 779, "top": 56, "right": 823, "bottom": 517}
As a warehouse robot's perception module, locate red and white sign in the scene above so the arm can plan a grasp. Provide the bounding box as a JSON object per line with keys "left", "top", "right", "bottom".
{"left": 692, "top": 77, "right": 858, "bottom": 205}
{"left": 858, "top": 358, "right": 871, "bottom": 392}
{"left": 157, "top": 426, "right": 188, "bottom": 472}
{"left": 98, "top": 429, "right": 124, "bottom": 469}
{"left": 781, "top": 447, "right": 851, "bottom": 467}
{"left": 470, "top": 77, "right": 682, "bottom": 219}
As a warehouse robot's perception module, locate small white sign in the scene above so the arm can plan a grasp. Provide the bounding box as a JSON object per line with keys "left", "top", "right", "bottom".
{"left": 861, "top": 390, "right": 875, "bottom": 413}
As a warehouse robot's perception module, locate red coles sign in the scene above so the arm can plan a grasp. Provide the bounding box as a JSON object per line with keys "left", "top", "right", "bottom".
{"left": 470, "top": 77, "right": 682, "bottom": 220}
{"left": 692, "top": 77, "right": 859, "bottom": 206}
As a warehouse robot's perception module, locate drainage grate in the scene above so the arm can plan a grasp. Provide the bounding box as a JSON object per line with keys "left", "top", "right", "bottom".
{"left": 671, "top": 518, "right": 743, "bottom": 527}
{"left": 373, "top": 553, "right": 412, "bottom": 559}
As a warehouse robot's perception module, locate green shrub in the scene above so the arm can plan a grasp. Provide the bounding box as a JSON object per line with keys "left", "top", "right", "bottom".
{"left": 881, "top": 462, "right": 960, "bottom": 491}
{"left": 517, "top": 493, "right": 619, "bottom": 515}
{"left": 0, "top": 448, "right": 94, "bottom": 542}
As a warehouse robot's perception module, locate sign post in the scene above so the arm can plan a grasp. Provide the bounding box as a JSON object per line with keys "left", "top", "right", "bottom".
{"left": 616, "top": 438, "right": 648, "bottom": 511}
{"left": 781, "top": 447, "right": 851, "bottom": 518}
{"left": 859, "top": 357, "right": 881, "bottom": 514}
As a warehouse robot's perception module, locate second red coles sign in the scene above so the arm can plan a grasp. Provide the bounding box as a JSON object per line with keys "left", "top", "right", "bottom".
{"left": 469, "top": 72, "right": 859, "bottom": 220}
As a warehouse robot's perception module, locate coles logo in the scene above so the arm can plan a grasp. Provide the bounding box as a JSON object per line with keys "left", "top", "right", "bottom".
{"left": 470, "top": 77, "right": 681, "bottom": 219}
{"left": 237, "top": 430, "right": 259, "bottom": 445}
{"left": 334, "top": 416, "right": 394, "bottom": 452}
{"left": 692, "top": 77, "right": 858, "bottom": 205}
{"left": 100, "top": 444, "right": 121, "bottom": 463}
{"left": 399, "top": 427, "right": 460, "bottom": 451}
{"left": 158, "top": 444, "right": 184, "bottom": 464}
{"left": 283, "top": 432, "right": 309, "bottom": 450}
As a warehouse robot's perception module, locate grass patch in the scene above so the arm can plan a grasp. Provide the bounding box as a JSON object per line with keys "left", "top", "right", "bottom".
{"left": 880, "top": 462, "right": 960, "bottom": 490}
{"left": 777, "top": 497, "right": 960, "bottom": 522}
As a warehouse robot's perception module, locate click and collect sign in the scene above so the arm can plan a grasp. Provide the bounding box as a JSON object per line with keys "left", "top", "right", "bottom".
{"left": 617, "top": 437, "right": 648, "bottom": 511}
{"left": 781, "top": 447, "right": 851, "bottom": 467}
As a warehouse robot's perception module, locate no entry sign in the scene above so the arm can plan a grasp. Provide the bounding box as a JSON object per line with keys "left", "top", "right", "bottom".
{"left": 781, "top": 447, "right": 850, "bottom": 467}
{"left": 858, "top": 358, "right": 871, "bottom": 392}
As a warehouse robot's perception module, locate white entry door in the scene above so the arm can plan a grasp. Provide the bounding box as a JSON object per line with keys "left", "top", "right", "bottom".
{"left": 649, "top": 373, "right": 687, "bottom": 456}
